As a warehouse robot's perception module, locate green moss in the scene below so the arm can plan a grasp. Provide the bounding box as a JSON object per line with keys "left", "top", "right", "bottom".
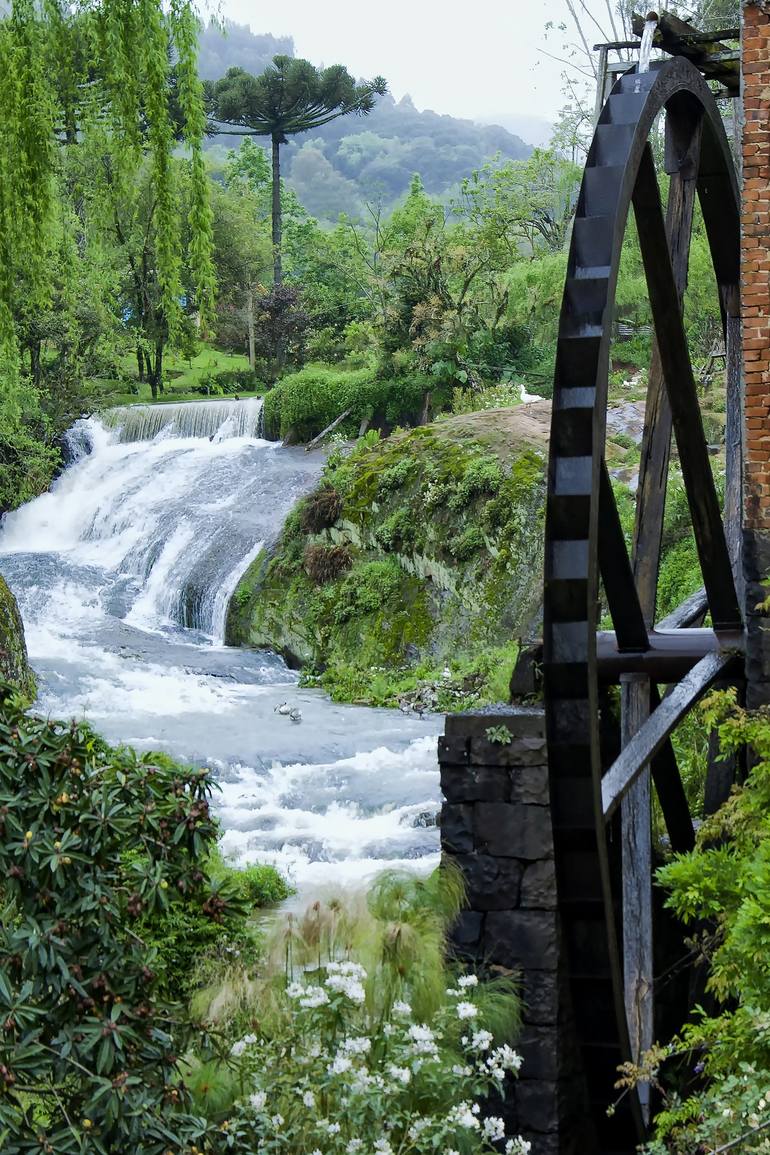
{"left": 0, "top": 577, "right": 35, "bottom": 700}
{"left": 227, "top": 410, "right": 547, "bottom": 707}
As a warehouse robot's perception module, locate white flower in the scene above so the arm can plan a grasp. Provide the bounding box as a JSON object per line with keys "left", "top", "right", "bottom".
{"left": 457, "top": 974, "right": 479, "bottom": 989}
{"left": 271, "top": 1114, "right": 284, "bottom": 1128}
{"left": 230, "top": 1034, "right": 257, "bottom": 1057}
{"left": 350, "top": 1068, "right": 372, "bottom": 1092}
{"left": 505, "top": 1139, "right": 532, "bottom": 1155}
{"left": 328, "top": 1053, "right": 353, "bottom": 1076}
{"left": 374, "top": 1140, "right": 393, "bottom": 1155}
{"left": 326, "top": 1122, "right": 341, "bottom": 1135}
{"left": 482, "top": 1116, "right": 506, "bottom": 1142}
{"left": 249, "top": 1090, "right": 267, "bottom": 1111}
{"left": 489, "top": 1044, "right": 523, "bottom": 1073}
{"left": 309, "top": 1150, "right": 323, "bottom": 1155}
{"left": 408, "top": 1118, "right": 430, "bottom": 1140}
{"left": 392, "top": 999, "right": 411, "bottom": 1017}
{"left": 466, "top": 1029, "right": 493, "bottom": 1051}
{"left": 347, "top": 1142, "right": 363, "bottom": 1154}
{"left": 300, "top": 986, "right": 331, "bottom": 1009}
{"left": 286, "top": 981, "right": 305, "bottom": 999}
{"left": 449, "top": 1101, "right": 480, "bottom": 1130}
{"left": 445, "top": 987, "right": 460, "bottom": 998}
{"left": 326, "top": 960, "right": 367, "bottom": 979}
{"left": 408, "top": 1024, "right": 438, "bottom": 1055}
{"left": 325, "top": 973, "right": 366, "bottom": 1003}
{"left": 383, "top": 1023, "right": 396, "bottom": 1037}
{"left": 456, "top": 1001, "right": 478, "bottom": 1020}
{"left": 451, "top": 1063, "right": 472, "bottom": 1076}
{"left": 302, "top": 1090, "right": 316, "bottom": 1107}
{"left": 387, "top": 1064, "right": 412, "bottom": 1085}
{"left": 341, "top": 1036, "right": 372, "bottom": 1055}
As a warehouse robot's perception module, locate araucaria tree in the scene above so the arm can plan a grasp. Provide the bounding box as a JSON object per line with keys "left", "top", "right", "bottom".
{"left": 208, "top": 57, "right": 387, "bottom": 285}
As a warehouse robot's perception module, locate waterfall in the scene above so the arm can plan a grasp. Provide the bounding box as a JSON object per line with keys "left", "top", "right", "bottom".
{"left": 0, "top": 404, "right": 317, "bottom": 644}
{"left": 0, "top": 402, "right": 444, "bottom": 895}
{"left": 638, "top": 17, "right": 657, "bottom": 74}
{"left": 103, "top": 398, "right": 265, "bottom": 444}
{"left": 634, "top": 15, "right": 658, "bottom": 91}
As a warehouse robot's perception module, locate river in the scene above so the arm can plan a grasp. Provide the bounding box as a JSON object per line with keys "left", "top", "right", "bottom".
{"left": 0, "top": 400, "right": 443, "bottom": 893}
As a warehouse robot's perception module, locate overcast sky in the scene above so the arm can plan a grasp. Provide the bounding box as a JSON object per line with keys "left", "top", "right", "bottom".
{"left": 218, "top": 0, "right": 620, "bottom": 143}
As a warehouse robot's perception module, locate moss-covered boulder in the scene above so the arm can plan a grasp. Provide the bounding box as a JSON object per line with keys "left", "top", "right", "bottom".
{"left": 227, "top": 405, "right": 549, "bottom": 706}
{"left": 0, "top": 576, "right": 35, "bottom": 699}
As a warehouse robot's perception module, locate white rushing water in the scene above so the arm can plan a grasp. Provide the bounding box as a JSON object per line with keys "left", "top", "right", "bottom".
{"left": 634, "top": 15, "right": 658, "bottom": 91}
{"left": 0, "top": 400, "right": 442, "bottom": 892}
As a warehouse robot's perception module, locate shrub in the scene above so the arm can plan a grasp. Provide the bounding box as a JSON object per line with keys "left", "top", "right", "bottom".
{"left": 137, "top": 850, "right": 292, "bottom": 1000}
{"left": 0, "top": 690, "right": 220, "bottom": 1152}
{"left": 304, "top": 542, "right": 354, "bottom": 585}
{"left": 193, "top": 869, "right": 526, "bottom": 1153}
{"left": 262, "top": 364, "right": 431, "bottom": 442}
{"left": 300, "top": 484, "right": 343, "bottom": 533}
{"left": 640, "top": 693, "right": 770, "bottom": 1153}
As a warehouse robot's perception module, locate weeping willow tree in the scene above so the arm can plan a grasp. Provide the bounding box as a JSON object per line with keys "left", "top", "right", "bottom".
{"left": 0, "top": 0, "right": 215, "bottom": 354}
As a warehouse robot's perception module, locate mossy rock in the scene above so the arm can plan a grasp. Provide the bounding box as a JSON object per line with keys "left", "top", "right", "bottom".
{"left": 226, "top": 406, "right": 549, "bottom": 702}
{"left": 0, "top": 577, "right": 35, "bottom": 699}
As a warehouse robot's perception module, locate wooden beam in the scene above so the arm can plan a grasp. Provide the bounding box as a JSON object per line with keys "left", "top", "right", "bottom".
{"left": 633, "top": 110, "right": 701, "bottom": 625}
{"left": 598, "top": 464, "right": 649, "bottom": 652}
{"left": 649, "top": 684, "right": 696, "bottom": 854}
{"left": 656, "top": 588, "right": 707, "bottom": 631}
{"left": 621, "top": 673, "right": 653, "bottom": 1124}
{"left": 632, "top": 145, "right": 741, "bottom": 631}
{"left": 602, "top": 651, "right": 738, "bottom": 820}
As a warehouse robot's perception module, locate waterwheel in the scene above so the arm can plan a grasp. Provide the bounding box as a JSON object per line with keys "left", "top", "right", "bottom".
{"left": 543, "top": 55, "right": 743, "bottom": 1152}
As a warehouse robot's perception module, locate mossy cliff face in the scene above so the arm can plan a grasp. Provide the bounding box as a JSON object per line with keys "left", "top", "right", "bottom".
{"left": 226, "top": 405, "right": 549, "bottom": 704}
{"left": 0, "top": 576, "right": 35, "bottom": 699}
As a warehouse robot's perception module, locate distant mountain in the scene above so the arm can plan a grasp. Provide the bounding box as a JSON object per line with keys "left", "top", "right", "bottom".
{"left": 197, "top": 22, "right": 294, "bottom": 81}
{"left": 198, "top": 21, "right": 532, "bottom": 221}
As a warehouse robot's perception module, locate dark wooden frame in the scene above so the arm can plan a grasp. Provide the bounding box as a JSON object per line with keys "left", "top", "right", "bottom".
{"left": 543, "top": 57, "right": 742, "bottom": 1152}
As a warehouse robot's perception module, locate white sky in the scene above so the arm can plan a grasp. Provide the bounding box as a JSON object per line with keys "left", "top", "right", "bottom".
{"left": 218, "top": 0, "right": 618, "bottom": 140}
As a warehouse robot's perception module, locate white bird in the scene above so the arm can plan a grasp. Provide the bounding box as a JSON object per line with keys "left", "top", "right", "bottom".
{"left": 274, "top": 702, "right": 292, "bottom": 715}
{"left": 288, "top": 707, "right": 302, "bottom": 723}
{"left": 519, "top": 382, "right": 541, "bottom": 404}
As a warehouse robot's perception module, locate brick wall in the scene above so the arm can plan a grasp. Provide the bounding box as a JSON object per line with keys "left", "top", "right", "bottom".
{"left": 742, "top": 2, "right": 770, "bottom": 706}
{"left": 743, "top": 2, "right": 770, "bottom": 530}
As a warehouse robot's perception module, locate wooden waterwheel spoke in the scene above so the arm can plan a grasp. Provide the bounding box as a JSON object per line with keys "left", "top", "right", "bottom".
{"left": 632, "top": 144, "right": 741, "bottom": 631}
{"left": 633, "top": 113, "right": 703, "bottom": 625}
{"left": 602, "top": 650, "right": 739, "bottom": 820}
{"left": 648, "top": 683, "right": 696, "bottom": 854}
{"left": 598, "top": 463, "right": 649, "bottom": 651}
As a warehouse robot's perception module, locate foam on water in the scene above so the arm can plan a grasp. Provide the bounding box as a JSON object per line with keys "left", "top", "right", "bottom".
{"left": 0, "top": 402, "right": 444, "bottom": 893}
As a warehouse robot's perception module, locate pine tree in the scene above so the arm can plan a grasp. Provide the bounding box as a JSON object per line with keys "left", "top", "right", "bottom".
{"left": 208, "top": 56, "right": 387, "bottom": 285}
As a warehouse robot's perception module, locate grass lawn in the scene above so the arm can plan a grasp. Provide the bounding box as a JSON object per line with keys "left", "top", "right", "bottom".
{"left": 85, "top": 347, "right": 260, "bottom": 410}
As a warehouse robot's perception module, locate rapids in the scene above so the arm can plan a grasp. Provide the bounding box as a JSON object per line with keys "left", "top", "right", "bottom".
{"left": 0, "top": 400, "right": 442, "bottom": 891}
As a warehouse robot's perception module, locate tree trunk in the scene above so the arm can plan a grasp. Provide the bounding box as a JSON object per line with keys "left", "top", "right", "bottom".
{"left": 154, "top": 336, "right": 164, "bottom": 395}
{"left": 271, "top": 134, "right": 282, "bottom": 287}
{"left": 246, "top": 283, "right": 256, "bottom": 370}
{"left": 137, "top": 346, "right": 145, "bottom": 383}
{"left": 148, "top": 337, "right": 165, "bottom": 400}
{"left": 30, "top": 342, "right": 41, "bottom": 387}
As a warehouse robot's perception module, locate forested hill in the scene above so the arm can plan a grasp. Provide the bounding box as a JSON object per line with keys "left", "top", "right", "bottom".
{"left": 198, "top": 20, "right": 532, "bottom": 220}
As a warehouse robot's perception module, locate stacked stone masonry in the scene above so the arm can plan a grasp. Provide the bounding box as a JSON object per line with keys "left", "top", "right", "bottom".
{"left": 440, "top": 708, "right": 583, "bottom": 1155}
{"left": 743, "top": 1, "right": 770, "bottom": 704}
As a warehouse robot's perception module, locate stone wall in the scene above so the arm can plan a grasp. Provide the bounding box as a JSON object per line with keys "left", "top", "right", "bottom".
{"left": 742, "top": 1, "right": 770, "bottom": 704}
{"left": 440, "top": 707, "right": 589, "bottom": 1155}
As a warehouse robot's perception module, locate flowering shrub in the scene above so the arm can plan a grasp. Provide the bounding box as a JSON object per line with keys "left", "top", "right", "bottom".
{"left": 219, "top": 962, "right": 530, "bottom": 1154}
{"left": 638, "top": 693, "right": 770, "bottom": 1152}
